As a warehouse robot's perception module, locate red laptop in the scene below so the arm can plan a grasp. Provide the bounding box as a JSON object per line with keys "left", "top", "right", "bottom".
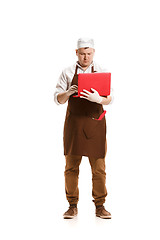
{"left": 76, "top": 72, "right": 111, "bottom": 97}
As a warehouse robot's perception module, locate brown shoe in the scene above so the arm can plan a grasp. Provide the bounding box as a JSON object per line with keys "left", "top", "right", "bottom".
{"left": 96, "top": 206, "right": 111, "bottom": 219}
{"left": 63, "top": 206, "right": 78, "bottom": 219}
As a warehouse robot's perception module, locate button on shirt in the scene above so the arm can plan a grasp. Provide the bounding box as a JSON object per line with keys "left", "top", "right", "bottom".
{"left": 54, "top": 61, "right": 113, "bottom": 105}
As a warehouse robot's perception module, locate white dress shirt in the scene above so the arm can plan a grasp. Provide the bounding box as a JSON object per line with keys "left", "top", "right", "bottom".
{"left": 54, "top": 61, "right": 113, "bottom": 105}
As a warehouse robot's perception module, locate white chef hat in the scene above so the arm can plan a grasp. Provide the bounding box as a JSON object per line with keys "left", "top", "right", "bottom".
{"left": 77, "top": 38, "right": 94, "bottom": 49}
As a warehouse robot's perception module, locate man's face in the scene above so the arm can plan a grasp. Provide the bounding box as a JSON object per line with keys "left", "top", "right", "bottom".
{"left": 76, "top": 48, "right": 95, "bottom": 68}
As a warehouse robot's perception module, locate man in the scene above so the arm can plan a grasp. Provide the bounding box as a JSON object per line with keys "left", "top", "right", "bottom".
{"left": 54, "top": 38, "right": 113, "bottom": 219}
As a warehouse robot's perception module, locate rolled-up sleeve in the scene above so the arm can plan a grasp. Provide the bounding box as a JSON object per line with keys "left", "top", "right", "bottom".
{"left": 54, "top": 71, "right": 68, "bottom": 105}
{"left": 109, "top": 87, "right": 114, "bottom": 104}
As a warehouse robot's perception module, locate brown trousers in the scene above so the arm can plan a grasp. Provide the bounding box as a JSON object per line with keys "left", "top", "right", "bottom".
{"left": 64, "top": 144, "right": 108, "bottom": 206}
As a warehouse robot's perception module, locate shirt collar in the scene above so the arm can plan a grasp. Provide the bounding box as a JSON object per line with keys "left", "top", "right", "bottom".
{"left": 76, "top": 61, "right": 94, "bottom": 72}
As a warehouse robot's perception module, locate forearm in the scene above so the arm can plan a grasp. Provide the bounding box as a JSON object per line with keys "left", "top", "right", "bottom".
{"left": 100, "top": 95, "right": 112, "bottom": 105}
{"left": 57, "top": 92, "right": 70, "bottom": 104}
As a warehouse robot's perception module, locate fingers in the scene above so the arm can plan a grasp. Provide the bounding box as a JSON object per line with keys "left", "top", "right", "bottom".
{"left": 69, "top": 85, "right": 78, "bottom": 93}
{"left": 70, "top": 90, "right": 78, "bottom": 94}
{"left": 70, "top": 85, "right": 78, "bottom": 90}
{"left": 82, "top": 89, "right": 91, "bottom": 94}
{"left": 67, "top": 85, "right": 78, "bottom": 96}
{"left": 80, "top": 96, "right": 88, "bottom": 100}
{"left": 80, "top": 91, "right": 89, "bottom": 97}
{"left": 71, "top": 90, "right": 78, "bottom": 94}
{"left": 91, "top": 88, "right": 98, "bottom": 93}
{"left": 81, "top": 89, "right": 98, "bottom": 94}
{"left": 80, "top": 89, "right": 91, "bottom": 97}
{"left": 71, "top": 85, "right": 78, "bottom": 88}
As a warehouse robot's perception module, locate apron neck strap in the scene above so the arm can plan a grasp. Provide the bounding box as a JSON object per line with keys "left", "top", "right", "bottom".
{"left": 75, "top": 65, "right": 78, "bottom": 75}
{"left": 91, "top": 65, "right": 94, "bottom": 73}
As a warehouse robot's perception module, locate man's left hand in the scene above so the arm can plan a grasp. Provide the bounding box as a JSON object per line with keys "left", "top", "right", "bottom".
{"left": 80, "top": 88, "right": 102, "bottom": 104}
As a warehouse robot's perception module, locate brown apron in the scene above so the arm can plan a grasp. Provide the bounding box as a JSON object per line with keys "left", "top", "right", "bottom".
{"left": 63, "top": 64, "right": 106, "bottom": 159}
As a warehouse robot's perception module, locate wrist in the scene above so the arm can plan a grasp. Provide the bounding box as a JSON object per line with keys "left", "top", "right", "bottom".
{"left": 97, "top": 96, "right": 103, "bottom": 104}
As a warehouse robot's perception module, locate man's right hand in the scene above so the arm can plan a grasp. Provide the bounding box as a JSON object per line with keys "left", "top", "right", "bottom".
{"left": 66, "top": 85, "right": 78, "bottom": 96}
{"left": 57, "top": 85, "right": 78, "bottom": 104}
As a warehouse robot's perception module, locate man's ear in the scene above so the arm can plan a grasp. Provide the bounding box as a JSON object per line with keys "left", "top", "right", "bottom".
{"left": 75, "top": 49, "right": 78, "bottom": 56}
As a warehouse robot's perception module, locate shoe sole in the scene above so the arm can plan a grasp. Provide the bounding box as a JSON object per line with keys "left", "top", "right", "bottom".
{"left": 63, "top": 214, "right": 77, "bottom": 219}
{"left": 96, "top": 215, "right": 112, "bottom": 219}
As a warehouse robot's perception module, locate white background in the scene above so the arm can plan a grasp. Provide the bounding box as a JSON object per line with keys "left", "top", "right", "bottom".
{"left": 0, "top": 0, "right": 160, "bottom": 239}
